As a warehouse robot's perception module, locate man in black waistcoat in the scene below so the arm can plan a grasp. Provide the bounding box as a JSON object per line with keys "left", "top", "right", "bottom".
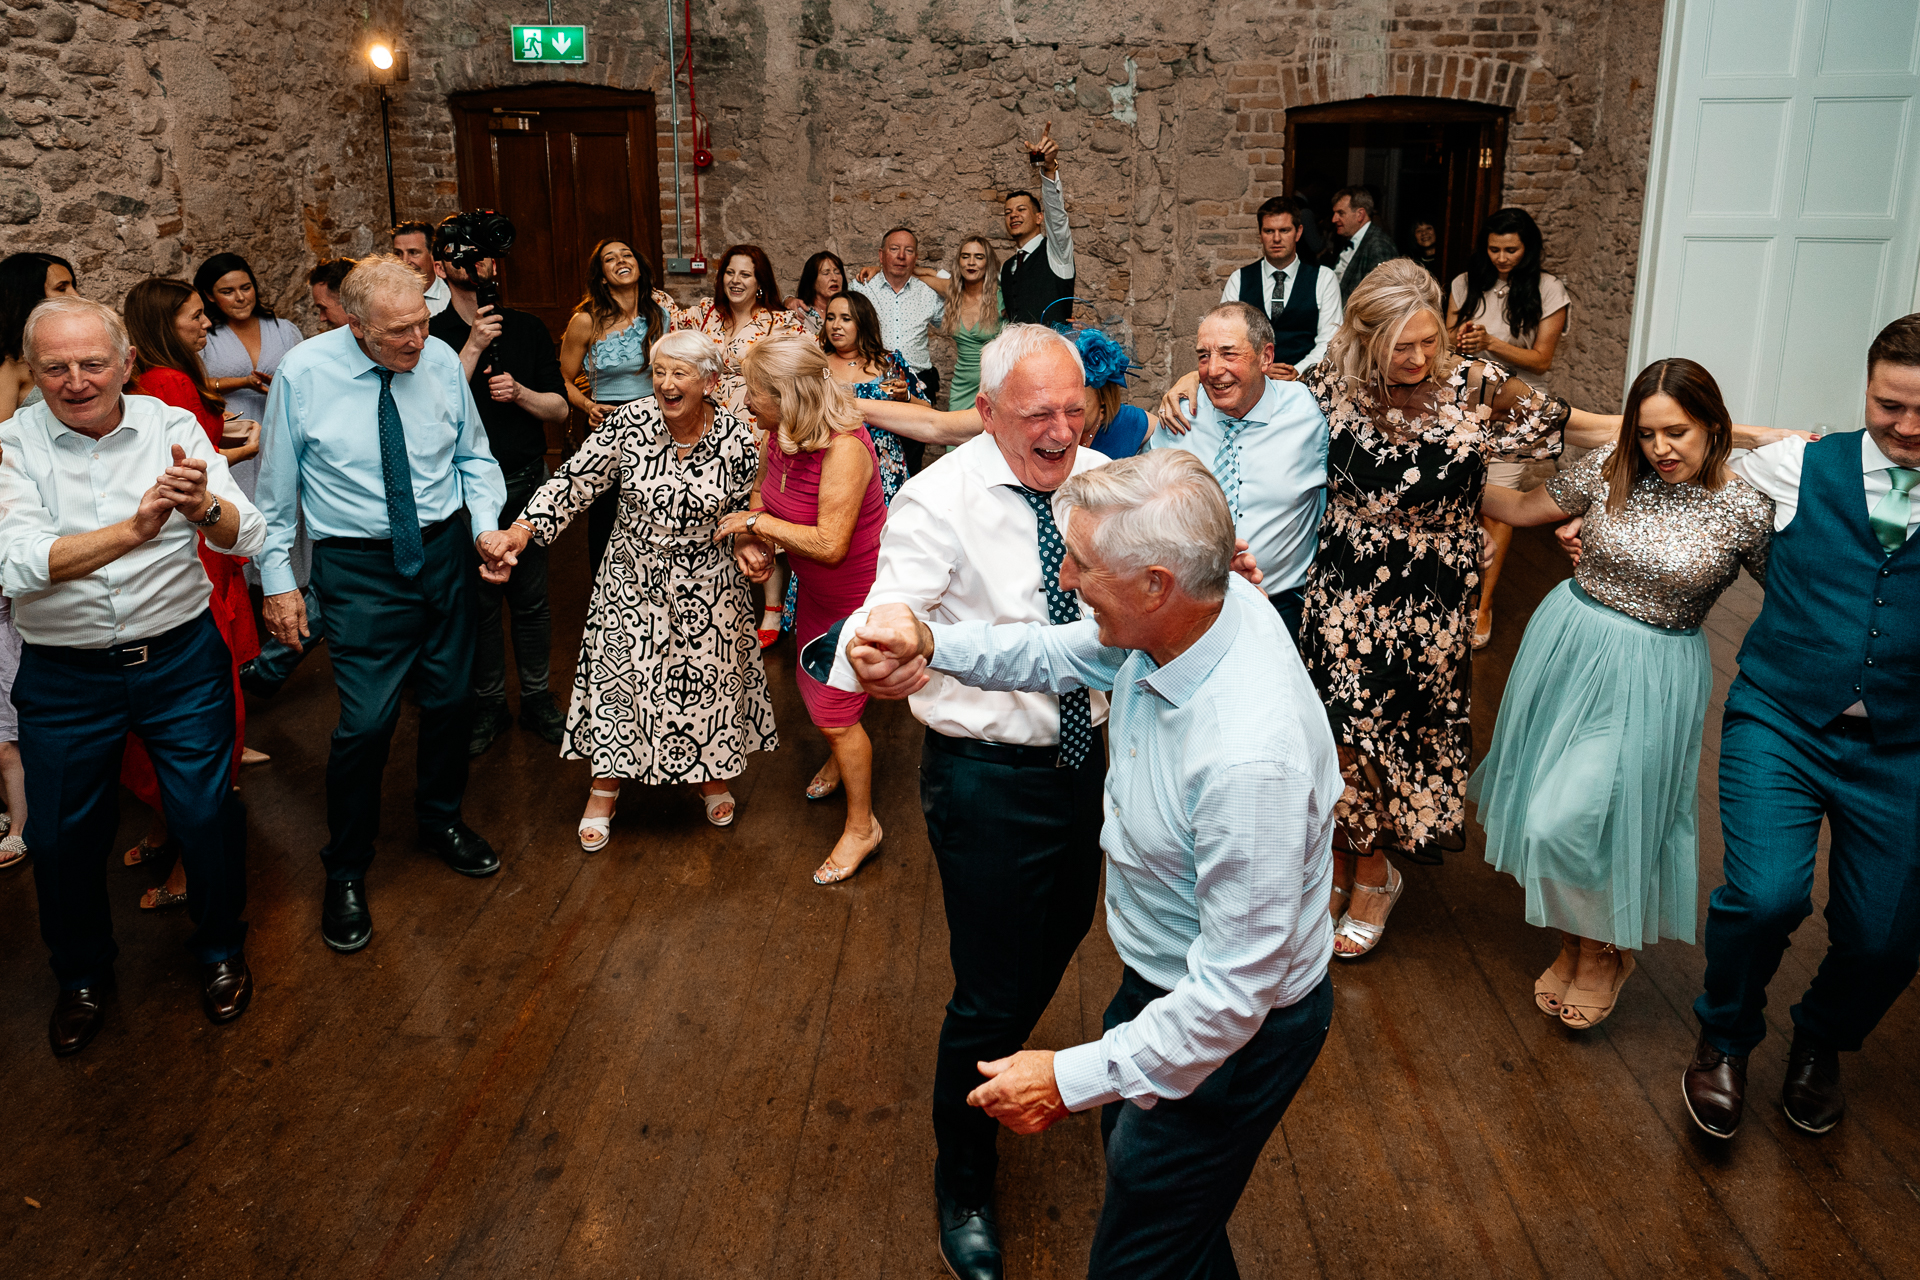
{"left": 1220, "top": 197, "right": 1344, "bottom": 381}
{"left": 1000, "top": 124, "right": 1076, "bottom": 327}
{"left": 1679, "top": 314, "right": 1920, "bottom": 1140}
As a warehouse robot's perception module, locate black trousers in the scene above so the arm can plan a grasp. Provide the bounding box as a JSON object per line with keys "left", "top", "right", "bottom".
{"left": 1090, "top": 970, "right": 1334, "bottom": 1279}
{"left": 15, "top": 612, "right": 247, "bottom": 987}
{"left": 472, "top": 461, "right": 552, "bottom": 703}
{"left": 921, "top": 727, "right": 1105, "bottom": 1207}
{"left": 310, "top": 516, "right": 476, "bottom": 880}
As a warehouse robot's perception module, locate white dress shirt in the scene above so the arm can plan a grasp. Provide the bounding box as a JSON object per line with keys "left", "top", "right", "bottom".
{"left": 852, "top": 273, "right": 945, "bottom": 373}
{"left": 1332, "top": 218, "right": 1371, "bottom": 281}
{"left": 1149, "top": 378, "right": 1329, "bottom": 596}
{"left": 1217, "top": 256, "right": 1344, "bottom": 372}
{"left": 423, "top": 275, "right": 452, "bottom": 317}
{"left": 829, "top": 433, "right": 1110, "bottom": 745}
{"left": 922, "top": 574, "right": 1340, "bottom": 1110}
{"left": 0, "top": 395, "right": 266, "bottom": 648}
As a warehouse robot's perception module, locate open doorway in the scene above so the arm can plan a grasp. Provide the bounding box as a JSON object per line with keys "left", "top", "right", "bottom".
{"left": 1285, "top": 98, "right": 1508, "bottom": 288}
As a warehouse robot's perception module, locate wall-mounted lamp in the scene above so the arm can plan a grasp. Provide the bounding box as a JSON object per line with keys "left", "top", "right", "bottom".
{"left": 366, "top": 41, "right": 411, "bottom": 227}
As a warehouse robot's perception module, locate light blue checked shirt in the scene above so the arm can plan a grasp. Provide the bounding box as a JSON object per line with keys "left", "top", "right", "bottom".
{"left": 1149, "top": 377, "right": 1328, "bottom": 596}
{"left": 925, "top": 573, "right": 1341, "bottom": 1111}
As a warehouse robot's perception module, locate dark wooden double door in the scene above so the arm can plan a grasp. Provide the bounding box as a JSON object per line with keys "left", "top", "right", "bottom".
{"left": 450, "top": 86, "right": 665, "bottom": 344}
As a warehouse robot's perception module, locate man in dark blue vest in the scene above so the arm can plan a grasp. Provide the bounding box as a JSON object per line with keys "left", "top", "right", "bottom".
{"left": 1682, "top": 314, "right": 1920, "bottom": 1140}
{"left": 999, "top": 125, "right": 1076, "bottom": 327}
{"left": 1220, "top": 197, "right": 1343, "bottom": 381}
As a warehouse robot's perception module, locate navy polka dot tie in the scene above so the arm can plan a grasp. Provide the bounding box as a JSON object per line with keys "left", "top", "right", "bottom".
{"left": 376, "top": 368, "right": 425, "bottom": 579}
{"left": 1015, "top": 486, "right": 1092, "bottom": 769}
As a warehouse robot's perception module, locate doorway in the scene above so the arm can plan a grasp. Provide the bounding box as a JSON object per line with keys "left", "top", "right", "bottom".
{"left": 450, "top": 85, "right": 665, "bottom": 343}
{"left": 1285, "top": 98, "right": 1508, "bottom": 290}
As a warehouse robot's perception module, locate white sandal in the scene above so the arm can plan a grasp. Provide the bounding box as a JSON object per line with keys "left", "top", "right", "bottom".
{"left": 578, "top": 786, "right": 621, "bottom": 852}
{"left": 701, "top": 789, "right": 737, "bottom": 827}
{"left": 1332, "top": 863, "right": 1404, "bottom": 960}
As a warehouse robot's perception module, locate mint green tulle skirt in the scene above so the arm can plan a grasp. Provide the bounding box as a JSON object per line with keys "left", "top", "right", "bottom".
{"left": 1468, "top": 580, "right": 1712, "bottom": 948}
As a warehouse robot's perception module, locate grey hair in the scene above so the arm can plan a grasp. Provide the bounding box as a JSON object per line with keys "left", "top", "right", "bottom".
{"left": 649, "top": 327, "right": 722, "bottom": 379}
{"left": 978, "top": 322, "right": 1085, "bottom": 400}
{"left": 1333, "top": 185, "right": 1377, "bottom": 215}
{"left": 22, "top": 295, "right": 129, "bottom": 366}
{"left": 338, "top": 253, "right": 426, "bottom": 324}
{"left": 1203, "top": 301, "right": 1274, "bottom": 355}
{"left": 1055, "top": 450, "right": 1234, "bottom": 602}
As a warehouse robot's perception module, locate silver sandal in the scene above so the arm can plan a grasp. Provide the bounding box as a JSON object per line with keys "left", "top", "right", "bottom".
{"left": 1332, "top": 863, "right": 1404, "bottom": 960}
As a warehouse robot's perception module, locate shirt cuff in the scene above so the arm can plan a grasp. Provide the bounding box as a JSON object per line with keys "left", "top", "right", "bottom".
{"left": 1054, "top": 1041, "right": 1125, "bottom": 1112}
{"left": 259, "top": 557, "right": 298, "bottom": 597}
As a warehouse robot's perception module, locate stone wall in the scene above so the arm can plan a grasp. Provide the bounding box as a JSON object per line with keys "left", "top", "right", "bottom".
{"left": 3, "top": 0, "right": 1664, "bottom": 409}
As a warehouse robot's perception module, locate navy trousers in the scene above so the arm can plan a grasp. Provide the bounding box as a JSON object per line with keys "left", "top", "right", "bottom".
{"left": 251, "top": 582, "right": 324, "bottom": 685}
{"left": 14, "top": 611, "right": 246, "bottom": 989}
{"left": 310, "top": 516, "right": 476, "bottom": 880}
{"left": 1696, "top": 677, "right": 1920, "bottom": 1054}
{"left": 921, "top": 728, "right": 1106, "bottom": 1207}
{"left": 1090, "top": 970, "right": 1334, "bottom": 1279}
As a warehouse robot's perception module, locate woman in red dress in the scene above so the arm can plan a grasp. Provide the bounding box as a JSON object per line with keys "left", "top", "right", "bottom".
{"left": 118, "top": 278, "right": 264, "bottom": 907}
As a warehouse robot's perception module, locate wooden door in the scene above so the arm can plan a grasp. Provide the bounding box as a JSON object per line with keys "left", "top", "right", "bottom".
{"left": 450, "top": 86, "right": 664, "bottom": 343}
{"left": 1630, "top": 0, "right": 1920, "bottom": 427}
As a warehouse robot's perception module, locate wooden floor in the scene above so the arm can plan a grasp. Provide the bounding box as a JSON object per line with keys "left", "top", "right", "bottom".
{"left": 2, "top": 520, "right": 1916, "bottom": 1279}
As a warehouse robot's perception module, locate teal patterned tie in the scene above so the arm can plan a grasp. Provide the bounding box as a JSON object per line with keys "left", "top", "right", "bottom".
{"left": 1013, "top": 486, "right": 1093, "bottom": 769}
{"left": 1869, "top": 467, "right": 1918, "bottom": 556}
{"left": 1215, "top": 416, "right": 1255, "bottom": 522}
{"left": 376, "top": 369, "right": 425, "bottom": 578}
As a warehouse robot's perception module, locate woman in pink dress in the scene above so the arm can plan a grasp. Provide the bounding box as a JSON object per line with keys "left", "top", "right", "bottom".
{"left": 718, "top": 335, "right": 888, "bottom": 884}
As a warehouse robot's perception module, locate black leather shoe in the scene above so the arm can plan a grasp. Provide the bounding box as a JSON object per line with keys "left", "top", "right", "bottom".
{"left": 238, "top": 660, "right": 284, "bottom": 699}
{"left": 518, "top": 691, "right": 566, "bottom": 746}
{"left": 469, "top": 699, "right": 512, "bottom": 757}
{"left": 936, "top": 1185, "right": 1003, "bottom": 1280}
{"left": 322, "top": 879, "right": 372, "bottom": 953}
{"left": 49, "top": 981, "right": 112, "bottom": 1057}
{"left": 419, "top": 821, "right": 500, "bottom": 877}
{"left": 202, "top": 954, "right": 253, "bottom": 1024}
{"left": 1683, "top": 1029, "right": 1748, "bottom": 1138}
{"left": 1782, "top": 1031, "right": 1843, "bottom": 1134}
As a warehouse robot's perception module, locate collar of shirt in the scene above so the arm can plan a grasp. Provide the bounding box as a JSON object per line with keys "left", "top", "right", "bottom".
{"left": 1262, "top": 256, "right": 1297, "bottom": 300}
{"left": 1134, "top": 594, "right": 1242, "bottom": 708}
{"left": 1863, "top": 429, "right": 1902, "bottom": 476}
{"left": 1018, "top": 232, "right": 1046, "bottom": 257}
{"left": 1348, "top": 220, "right": 1371, "bottom": 251}
{"left": 1195, "top": 375, "right": 1291, "bottom": 436}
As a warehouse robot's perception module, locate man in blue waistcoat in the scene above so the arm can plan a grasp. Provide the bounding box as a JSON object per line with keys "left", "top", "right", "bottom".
{"left": 1681, "top": 314, "right": 1920, "bottom": 1139}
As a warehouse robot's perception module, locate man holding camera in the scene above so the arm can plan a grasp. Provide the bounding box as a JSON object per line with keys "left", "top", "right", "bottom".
{"left": 426, "top": 217, "right": 570, "bottom": 755}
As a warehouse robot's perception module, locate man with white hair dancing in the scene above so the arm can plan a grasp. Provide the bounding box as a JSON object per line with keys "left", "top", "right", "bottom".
{"left": 846, "top": 449, "right": 1340, "bottom": 1278}
{"left": 256, "top": 254, "right": 507, "bottom": 955}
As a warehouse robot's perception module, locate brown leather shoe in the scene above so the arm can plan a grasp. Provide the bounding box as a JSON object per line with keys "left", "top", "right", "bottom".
{"left": 1683, "top": 1029, "right": 1747, "bottom": 1138}
{"left": 1781, "top": 1032, "right": 1843, "bottom": 1134}
{"left": 202, "top": 955, "right": 252, "bottom": 1025}
{"left": 49, "top": 983, "right": 111, "bottom": 1057}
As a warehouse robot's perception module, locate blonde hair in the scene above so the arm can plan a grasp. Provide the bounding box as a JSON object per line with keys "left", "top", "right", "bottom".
{"left": 940, "top": 236, "right": 1003, "bottom": 336}
{"left": 339, "top": 253, "right": 426, "bottom": 325}
{"left": 740, "top": 333, "right": 863, "bottom": 454}
{"left": 1324, "top": 258, "right": 1460, "bottom": 393}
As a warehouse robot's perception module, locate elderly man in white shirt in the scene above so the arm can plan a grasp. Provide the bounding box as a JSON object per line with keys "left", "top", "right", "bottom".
{"left": 847, "top": 449, "right": 1339, "bottom": 1279}
{"left": 0, "top": 297, "right": 265, "bottom": 1057}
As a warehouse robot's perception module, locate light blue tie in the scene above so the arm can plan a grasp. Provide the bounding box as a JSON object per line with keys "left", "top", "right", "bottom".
{"left": 1215, "top": 416, "right": 1255, "bottom": 523}
{"left": 376, "top": 369, "right": 425, "bottom": 579}
{"left": 1869, "top": 467, "right": 1918, "bottom": 556}
{"left": 1013, "top": 486, "right": 1093, "bottom": 770}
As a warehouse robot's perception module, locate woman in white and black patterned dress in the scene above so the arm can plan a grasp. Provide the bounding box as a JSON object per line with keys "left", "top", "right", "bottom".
{"left": 483, "top": 330, "right": 778, "bottom": 848}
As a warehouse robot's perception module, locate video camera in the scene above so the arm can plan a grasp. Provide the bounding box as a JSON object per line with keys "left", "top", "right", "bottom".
{"left": 432, "top": 210, "right": 516, "bottom": 375}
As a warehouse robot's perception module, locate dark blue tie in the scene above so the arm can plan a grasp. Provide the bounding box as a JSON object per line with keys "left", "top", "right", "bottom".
{"left": 1014, "top": 486, "right": 1092, "bottom": 769}
{"left": 376, "top": 368, "right": 425, "bottom": 578}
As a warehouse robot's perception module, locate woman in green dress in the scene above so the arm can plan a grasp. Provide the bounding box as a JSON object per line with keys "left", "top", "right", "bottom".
{"left": 939, "top": 236, "right": 1002, "bottom": 409}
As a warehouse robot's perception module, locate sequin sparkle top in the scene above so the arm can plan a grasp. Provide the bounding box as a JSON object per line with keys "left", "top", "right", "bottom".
{"left": 1545, "top": 443, "right": 1772, "bottom": 629}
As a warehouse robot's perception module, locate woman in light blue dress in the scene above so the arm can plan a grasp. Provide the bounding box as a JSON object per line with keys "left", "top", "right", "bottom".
{"left": 1469, "top": 358, "right": 1772, "bottom": 1031}
{"left": 560, "top": 237, "right": 666, "bottom": 573}
{"left": 195, "top": 252, "right": 304, "bottom": 500}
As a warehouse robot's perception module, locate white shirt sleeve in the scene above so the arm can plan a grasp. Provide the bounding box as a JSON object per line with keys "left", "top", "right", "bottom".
{"left": 1040, "top": 174, "right": 1074, "bottom": 279}
{"left": 1729, "top": 435, "right": 1806, "bottom": 531}
{"left": 1303, "top": 267, "right": 1344, "bottom": 372}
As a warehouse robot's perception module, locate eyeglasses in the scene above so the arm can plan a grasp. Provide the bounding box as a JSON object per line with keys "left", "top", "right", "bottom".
{"left": 35, "top": 359, "right": 115, "bottom": 379}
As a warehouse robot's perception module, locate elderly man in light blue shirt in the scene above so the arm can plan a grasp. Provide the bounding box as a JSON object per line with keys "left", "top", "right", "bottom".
{"left": 846, "top": 449, "right": 1339, "bottom": 1278}
{"left": 254, "top": 254, "right": 507, "bottom": 956}
{"left": 1150, "top": 301, "right": 1328, "bottom": 641}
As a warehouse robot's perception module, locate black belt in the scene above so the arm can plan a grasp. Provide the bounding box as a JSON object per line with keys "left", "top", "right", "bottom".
{"left": 317, "top": 514, "right": 460, "bottom": 552}
{"left": 1828, "top": 714, "right": 1876, "bottom": 741}
{"left": 27, "top": 613, "right": 205, "bottom": 670}
{"left": 924, "top": 726, "right": 1069, "bottom": 769}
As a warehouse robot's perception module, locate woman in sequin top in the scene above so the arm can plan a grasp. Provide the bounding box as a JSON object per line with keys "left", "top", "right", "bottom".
{"left": 1469, "top": 359, "right": 1773, "bottom": 1030}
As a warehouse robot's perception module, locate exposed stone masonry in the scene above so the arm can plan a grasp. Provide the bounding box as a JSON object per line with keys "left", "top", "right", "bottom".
{"left": 4, "top": 0, "right": 1662, "bottom": 410}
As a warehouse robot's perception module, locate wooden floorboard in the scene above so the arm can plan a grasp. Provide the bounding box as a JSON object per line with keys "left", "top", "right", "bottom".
{"left": 1, "top": 522, "right": 1915, "bottom": 1278}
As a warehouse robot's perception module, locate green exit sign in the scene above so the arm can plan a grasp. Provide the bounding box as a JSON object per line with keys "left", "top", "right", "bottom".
{"left": 511, "top": 25, "right": 586, "bottom": 63}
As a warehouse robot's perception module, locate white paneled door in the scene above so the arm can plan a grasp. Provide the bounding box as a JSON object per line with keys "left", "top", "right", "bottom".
{"left": 1630, "top": 0, "right": 1920, "bottom": 429}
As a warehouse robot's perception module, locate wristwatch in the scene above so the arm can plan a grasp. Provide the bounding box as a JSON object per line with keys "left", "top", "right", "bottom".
{"left": 745, "top": 513, "right": 761, "bottom": 535}
{"left": 191, "top": 496, "right": 223, "bottom": 528}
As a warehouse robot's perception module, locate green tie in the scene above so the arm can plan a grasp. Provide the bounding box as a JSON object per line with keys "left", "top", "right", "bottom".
{"left": 1869, "top": 467, "right": 1919, "bottom": 556}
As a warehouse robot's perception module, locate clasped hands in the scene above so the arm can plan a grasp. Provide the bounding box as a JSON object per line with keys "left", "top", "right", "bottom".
{"left": 475, "top": 524, "right": 527, "bottom": 585}
{"left": 134, "top": 444, "right": 214, "bottom": 537}
{"left": 713, "top": 509, "right": 776, "bottom": 583}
